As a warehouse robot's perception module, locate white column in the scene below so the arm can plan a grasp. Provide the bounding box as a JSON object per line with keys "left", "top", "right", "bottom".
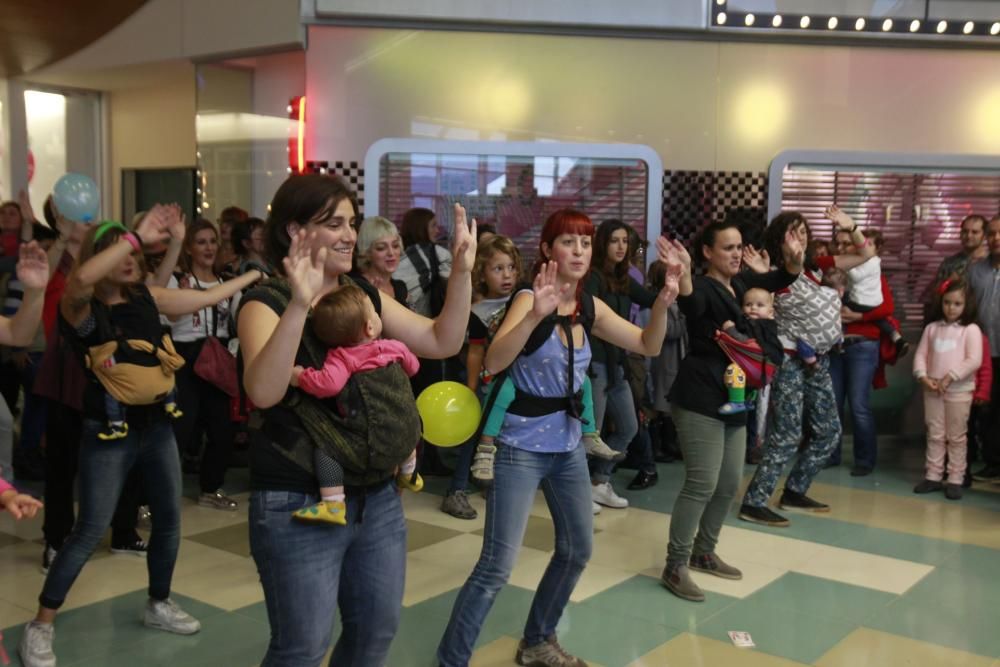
{"left": 0, "top": 78, "right": 29, "bottom": 200}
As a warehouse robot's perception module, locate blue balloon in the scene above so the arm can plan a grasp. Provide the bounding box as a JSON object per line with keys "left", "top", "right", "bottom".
{"left": 52, "top": 173, "right": 100, "bottom": 223}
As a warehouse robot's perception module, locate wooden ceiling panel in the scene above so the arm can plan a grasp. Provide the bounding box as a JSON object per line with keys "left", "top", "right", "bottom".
{"left": 0, "top": 0, "right": 148, "bottom": 77}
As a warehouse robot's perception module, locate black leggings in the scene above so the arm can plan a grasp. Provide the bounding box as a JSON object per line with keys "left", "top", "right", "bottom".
{"left": 171, "top": 342, "right": 234, "bottom": 494}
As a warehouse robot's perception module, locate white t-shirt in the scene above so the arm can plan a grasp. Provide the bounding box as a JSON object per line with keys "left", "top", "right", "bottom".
{"left": 166, "top": 273, "right": 240, "bottom": 342}
{"left": 847, "top": 256, "right": 883, "bottom": 309}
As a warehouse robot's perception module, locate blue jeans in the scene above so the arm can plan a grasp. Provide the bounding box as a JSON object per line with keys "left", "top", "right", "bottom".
{"left": 828, "top": 340, "right": 879, "bottom": 470}
{"left": 448, "top": 384, "right": 491, "bottom": 494}
{"left": 40, "top": 418, "right": 182, "bottom": 609}
{"left": 249, "top": 482, "right": 407, "bottom": 667}
{"left": 589, "top": 362, "right": 639, "bottom": 483}
{"left": 437, "top": 444, "right": 593, "bottom": 666}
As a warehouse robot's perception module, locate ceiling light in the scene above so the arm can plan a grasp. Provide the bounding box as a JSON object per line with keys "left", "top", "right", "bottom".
{"left": 937, "top": 20, "right": 948, "bottom": 33}
{"left": 800, "top": 16, "right": 810, "bottom": 28}
{"left": 991, "top": 22, "right": 1000, "bottom": 35}
{"left": 716, "top": 11, "right": 727, "bottom": 25}
{"left": 963, "top": 21, "right": 974, "bottom": 34}
{"left": 909, "top": 19, "right": 920, "bottom": 32}
{"left": 772, "top": 14, "right": 782, "bottom": 27}
{"left": 745, "top": 13, "right": 755, "bottom": 26}
{"left": 882, "top": 18, "right": 893, "bottom": 31}
{"left": 827, "top": 17, "right": 838, "bottom": 29}
{"left": 855, "top": 17, "right": 865, "bottom": 30}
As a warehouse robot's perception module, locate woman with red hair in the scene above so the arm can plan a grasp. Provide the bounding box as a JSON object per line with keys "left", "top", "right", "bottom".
{"left": 437, "top": 209, "right": 685, "bottom": 667}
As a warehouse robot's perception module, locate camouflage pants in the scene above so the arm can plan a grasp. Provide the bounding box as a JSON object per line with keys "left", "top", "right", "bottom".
{"left": 742, "top": 354, "right": 842, "bottom": 507}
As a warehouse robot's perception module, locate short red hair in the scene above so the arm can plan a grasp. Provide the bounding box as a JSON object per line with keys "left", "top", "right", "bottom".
{"left": 532, "top": 209, "right": 594, "bottom": 276}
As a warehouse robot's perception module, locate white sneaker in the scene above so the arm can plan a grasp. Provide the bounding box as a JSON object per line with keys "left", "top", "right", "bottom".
{"left": 19, "top": 621, "right": 55, "bottom": 667}
{"left": 592, "top": 501, "right": 602, "bottom": 515}
{"left": 592, "top": 482, "right": 628, "bottom": 509}
{"left": 144, "top": 598, "right": 201, "bottom": 635}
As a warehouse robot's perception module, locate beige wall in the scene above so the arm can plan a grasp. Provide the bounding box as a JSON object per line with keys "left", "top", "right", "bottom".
{"left": 109, "top": 64, "right": 196, "bottom": 219}
{"left": 305, "top": 26, "right": 1000, "bottom": 171}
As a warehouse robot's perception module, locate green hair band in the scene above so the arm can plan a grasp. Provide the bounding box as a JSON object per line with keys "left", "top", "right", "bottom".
{"left": 94, "top": 221, "right": 128, "bottom": 243}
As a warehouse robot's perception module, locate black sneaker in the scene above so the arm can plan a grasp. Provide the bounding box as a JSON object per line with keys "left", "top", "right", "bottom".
{"left": 738, "top": 504, "right": 790, "bottom": 527}
{"left": 110, "top": 536, "right": 148, "bottom": 557}
{"left": 779, "top": 489, "right": 830, "bottom": 513}
{"left": 945, "top": 484, "right": 963, "bottom": 500}
{"left": 913, "top": 479, "right": 944, "bottom": 494}
{"left": 972, "top": 465, "right": 1000, "bottom": 482}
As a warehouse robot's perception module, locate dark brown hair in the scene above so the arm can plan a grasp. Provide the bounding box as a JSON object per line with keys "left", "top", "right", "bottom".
{"left": 930, "top": 278, "right": 978, "bottom": 326}
{"left": 265, "top": 174, "right": 359, "bottom": 273}
{"left": 765, "top": 212, "right": 812, "bottom": 270}
{"left": 232, "top": 217, "right": 265, "bottom": 259}
{"left": 311, "top": 283, "right": 370, "bottom": 348}
{"left": 593, "top": 219, "right": 632, "bottom": 294}
{"left": 399, "top": 207, "right": 436, "bottom": 247}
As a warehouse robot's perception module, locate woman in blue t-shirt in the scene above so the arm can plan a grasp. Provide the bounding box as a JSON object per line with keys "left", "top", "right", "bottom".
{"left": 437, "top": 209, "right": 684, "bottom": 667}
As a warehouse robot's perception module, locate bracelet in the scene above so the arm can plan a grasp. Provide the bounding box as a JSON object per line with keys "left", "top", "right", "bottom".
{"left": 122, "top": 232, "right": 142, "bottom": 253}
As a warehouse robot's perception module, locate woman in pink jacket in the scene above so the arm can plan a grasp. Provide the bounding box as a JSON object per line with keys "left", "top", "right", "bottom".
{"left": 913, "top": 279, "right": 983, "bottom": 500}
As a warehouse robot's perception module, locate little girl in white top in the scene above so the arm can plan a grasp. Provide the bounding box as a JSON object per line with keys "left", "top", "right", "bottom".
{"left": 912, "top": 278, "right": 983, "bottom": 500}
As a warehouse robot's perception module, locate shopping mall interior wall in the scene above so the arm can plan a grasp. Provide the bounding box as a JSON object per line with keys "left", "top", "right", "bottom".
{"left": 305, "top": 25, "right": 1000, "bottom": 171}
{"left": 109, "top": 64, "right": 196, "bottom": 220}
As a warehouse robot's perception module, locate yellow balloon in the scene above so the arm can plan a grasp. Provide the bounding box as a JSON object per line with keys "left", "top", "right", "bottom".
{"left": 416, "top": 381, "right": 482, "bottom": 447}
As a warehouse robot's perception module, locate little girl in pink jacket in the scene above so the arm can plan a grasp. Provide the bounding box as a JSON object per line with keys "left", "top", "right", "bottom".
{"left": 913, "top": 279, "right": 983, "bottom": 500}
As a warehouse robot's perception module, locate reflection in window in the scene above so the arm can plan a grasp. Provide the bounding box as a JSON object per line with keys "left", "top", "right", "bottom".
{"left": 380, "top": 151, "right": 649, "bottom": 266}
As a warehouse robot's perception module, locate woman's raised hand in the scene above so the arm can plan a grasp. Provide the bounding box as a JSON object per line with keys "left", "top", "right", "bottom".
{"left": 16, "top": 241, "right": 50, "bottom": 290}
{"left": 742, "top": 245, "right": 770, "bottom": 274}
{"left": 531, "top": 261, "right": 570, "bottom": 320}
{"left": 164, "top": 204, "right": 187, "bottom": 241}
{"left": 782, "top": 229, "right": 805, "bottom": 270}
{"left": 451, "top": 202, "right": 478, "bottom": 273}
{"left": 284, "top": 229, "right": 328, "bottom": 308}
{"left": 134, "top": 205, "right": 172, "bottom": 246}
{"left": 825, "top": 204, "right": 855, "bottom": 231}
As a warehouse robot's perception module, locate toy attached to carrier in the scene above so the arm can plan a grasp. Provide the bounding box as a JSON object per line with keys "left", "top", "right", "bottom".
{"left": 715, "top": 329, "right": 778, "bottom": 415}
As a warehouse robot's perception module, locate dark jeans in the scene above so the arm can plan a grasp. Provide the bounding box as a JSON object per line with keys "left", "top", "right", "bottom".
{"left": 828, "top": 339, "right": 880, "bottom": 470}
{"left": 249, "top": 483, "right": 407, "bottom": 667}
{"left": 983, "top": 357, "right": 1000, "bottom": 467}
{"left": 40, "top": 418, "right": 182, "bottom": 609}
{"left": 171, "top": 355, "right": 234, "bottom": 494}
{"left": 42, "top": 401, "right": 140, "bottom": 550}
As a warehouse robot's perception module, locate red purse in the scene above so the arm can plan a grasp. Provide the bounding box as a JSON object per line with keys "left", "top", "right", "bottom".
{"left": 191, "top": 280, "right": 239, "bottom": 397}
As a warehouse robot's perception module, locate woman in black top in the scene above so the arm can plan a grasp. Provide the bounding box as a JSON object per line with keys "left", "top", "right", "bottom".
{"left": 19, "top": 206, "right": 259, "bottom": 667}
{"left": 584, "top": 220, "right": 659, "bottom": 506}
{"left": 661, "top": 220, "right": 802, "bottom": 603}
{"left": 238, "top": 176, "right": 475, "bottom": 666}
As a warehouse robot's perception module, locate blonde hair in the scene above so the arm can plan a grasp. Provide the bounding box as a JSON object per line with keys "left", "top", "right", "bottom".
{"left": 355, "top": 216, "right": 401, "bottom": 271}
{"left": 472, "top": 235, "right": 522, "bottom": 298}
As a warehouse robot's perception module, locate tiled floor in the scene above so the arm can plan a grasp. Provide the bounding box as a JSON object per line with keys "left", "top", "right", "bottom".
{"left": 3, "top": 438, "right": 1000, "bottom": 666}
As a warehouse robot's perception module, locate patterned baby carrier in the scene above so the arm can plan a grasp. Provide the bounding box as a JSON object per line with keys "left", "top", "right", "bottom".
{"left": 775, "top": 269, "right": 843, "bottom": 355}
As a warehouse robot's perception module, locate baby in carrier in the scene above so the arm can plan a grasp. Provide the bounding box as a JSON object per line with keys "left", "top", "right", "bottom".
{"left": 290, "top": 283, "right": 423, "bottom": 525}
{"left": 718, "top": 287, "right": 781, "bottom": 414}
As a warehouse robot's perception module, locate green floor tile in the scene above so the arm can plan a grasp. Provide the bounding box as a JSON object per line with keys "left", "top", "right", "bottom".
{"left": 557, "top": 600, "right": 680, "bottom": 667}
{"left": 406, "top": 519, "right": 464, "bottom": 551}
{"left": 3, "top": 591, "right": 227, "bottom": 666}
{"left": 865, "top": 601, "right": 1000, "bottom": 659}
{"left": 577, "top": 575, "right": 738, "bottom": 632}
{"left": 744, "top": 573, "right": 898, "bottom": 623}
{"left": 411, "top": 584, "right": 538, "bottom": 641}
{"left": 184, "top": 523, "right": 251, "bottom": 557}
{"left": 696, "top": 597, "right": 859, "bottom": 664}
{"left": 66, "top": 605, "right": 269, "bottom": 667}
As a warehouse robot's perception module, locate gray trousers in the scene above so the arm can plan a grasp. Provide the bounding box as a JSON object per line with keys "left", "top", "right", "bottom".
{"left": 666, "top": 405, "right": 746, "bottom": 568}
